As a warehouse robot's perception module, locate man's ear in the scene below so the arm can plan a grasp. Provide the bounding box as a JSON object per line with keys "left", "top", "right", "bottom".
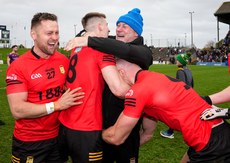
{"left": 118, "top": 69, "right": 126, "bottom": 78}
{"left": 98, "top": 23, "right": 102, "bottom": 32}
{"left": 30, "top": 30, "right": 36, "bottom": 40}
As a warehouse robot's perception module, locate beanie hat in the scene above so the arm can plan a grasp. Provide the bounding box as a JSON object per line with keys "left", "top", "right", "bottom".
{"left": 176, "top": 53, "right": 190, "bottom": 66}
{"left": 116, "top": 8, "right": 143, "bottom": 36}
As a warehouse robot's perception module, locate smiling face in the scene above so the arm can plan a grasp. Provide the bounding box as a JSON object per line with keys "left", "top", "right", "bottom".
{"left": 116, "top": 22, "right": 138, "bottom": 43}
{"left": 31, "top": 20, "right": 59, "bottom": 58}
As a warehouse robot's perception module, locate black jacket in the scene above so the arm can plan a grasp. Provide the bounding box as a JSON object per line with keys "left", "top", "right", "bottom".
{"left": 88, "top": 36, "right": 153, "bottom": 128}
{"left": 88, "top": 36, "right": 153, "bottom": 70}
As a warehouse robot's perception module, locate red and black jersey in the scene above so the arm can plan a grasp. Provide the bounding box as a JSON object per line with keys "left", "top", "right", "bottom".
{"left": 6, "top": 48, "right": 69, "bottom": 141}
{"left": 123, "top": 70, "right": 222, "bottom": 152}
{"left": 59, "top": 47, "right": 115, "bottom": 131}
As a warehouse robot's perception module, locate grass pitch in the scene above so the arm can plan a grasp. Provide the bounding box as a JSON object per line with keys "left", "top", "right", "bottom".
{"left": 0, "top": 63, "right": 230, "bottom": 163}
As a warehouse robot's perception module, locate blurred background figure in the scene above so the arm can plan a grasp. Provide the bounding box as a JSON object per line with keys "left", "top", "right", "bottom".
{"left": 7, "top": 45, "right": 19, "bottom": 66}
{"left": 160, "top": 52, "right": 193, "bottom": 139}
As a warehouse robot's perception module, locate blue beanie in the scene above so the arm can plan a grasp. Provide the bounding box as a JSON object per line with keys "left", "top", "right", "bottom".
{"left": 116, "top": 8, "right": 143, "bottom": 36}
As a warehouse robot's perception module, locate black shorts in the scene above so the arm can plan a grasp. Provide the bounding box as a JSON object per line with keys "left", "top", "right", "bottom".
{"left": 12, "top": 136, "right": 62, "bottom": 163}
{"left": 102, "top": 119, "right": 141, "bottom": 163}
{"left": 58, "top": 123, "right": 103, "bottom": 163}
{"left": 187, "top": 121, "right": 230, "bottom": 163}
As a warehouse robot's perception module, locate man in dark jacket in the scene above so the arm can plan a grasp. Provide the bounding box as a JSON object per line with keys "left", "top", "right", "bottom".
{"left": 65, "top": 8, "right": 153, "bottom": 163}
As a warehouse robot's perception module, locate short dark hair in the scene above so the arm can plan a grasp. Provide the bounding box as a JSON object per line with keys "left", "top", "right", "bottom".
{"left": 11, "top": 45, "right": 18, "bottom": 49}
{"left": 81, "top": 12, "right": 106, "bottom": 29}
{"left": 31, "top": 12, "right": 57, "bottom": 29}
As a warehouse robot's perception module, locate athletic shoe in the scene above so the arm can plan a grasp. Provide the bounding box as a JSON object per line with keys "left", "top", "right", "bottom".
{"left": 160, "top": 130, "right": 174, "bottom": 139}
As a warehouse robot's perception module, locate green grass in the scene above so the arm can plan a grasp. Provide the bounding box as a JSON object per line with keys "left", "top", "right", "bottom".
{"left": 149, "top": 64, "right": 230, "bottom": 99}
{"left": 0, "top": 48, "right": 70, "bottom": 64}
{"left": 0, "top": 64, "right": 14, "bottom": 162}
{"left": 0, "top": 62, "right": 230, "bottom": 162}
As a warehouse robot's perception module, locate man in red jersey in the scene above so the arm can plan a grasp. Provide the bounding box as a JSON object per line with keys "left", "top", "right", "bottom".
{"left": 6, "top": 12, "right": 84, "bottom": 163}
{"left": 58, "top": 12, "right": 129, "bottom": 163}
{"left": 64, "top": 8, "right": 153, "bottom": 163}
{"left": 102, "top": 59, "right": 230, "bottom": 162}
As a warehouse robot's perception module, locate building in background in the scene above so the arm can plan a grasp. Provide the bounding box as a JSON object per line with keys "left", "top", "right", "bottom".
{"left": 0, "top": 25, "right": 10, "bottom": 48}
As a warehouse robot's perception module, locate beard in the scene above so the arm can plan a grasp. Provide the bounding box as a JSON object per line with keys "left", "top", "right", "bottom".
{"left": 40, "top": 43, "right": 57, "bottom": 55}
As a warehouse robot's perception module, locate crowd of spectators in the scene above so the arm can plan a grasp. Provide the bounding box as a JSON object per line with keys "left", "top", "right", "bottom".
{"left": 196, "top": 46, "right": 229, "bottom": 63}
{"left": 164, "top": 30, "right": 230, "bottom": 64}
{"left": 196, "top": 30, "right": 230, "bottom": 63}
{"left": 166, "top": 47, "right": 194, "bottom": 64}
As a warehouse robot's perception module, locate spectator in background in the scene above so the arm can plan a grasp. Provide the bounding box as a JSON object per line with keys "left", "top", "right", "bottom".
{"left": 224, "top": 30, "right": 230, "bottom": 46}
{"left": 160, "top": 52, "right": 194, "bottom": 139}
{"left": 7, "top": 45, "right": 19, "bottom": 66}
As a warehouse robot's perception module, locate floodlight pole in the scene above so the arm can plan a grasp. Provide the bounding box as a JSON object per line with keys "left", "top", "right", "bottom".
{"left": 216, "top": 19, "right": 220, "bottom": 42}
{"left": 189, "top": 11, "right": 194, "bottom": 47}
{"left": 150, "top": 34, "right": 153, "bottom": 47}
{"left": 184, "top": 33, "right": 187, "bottom": 47}
{"left": 24, "top": 26, "right": 26, "bottom": 48}
{"left": 74, "top": 24, "right": 77, "bottom": 36}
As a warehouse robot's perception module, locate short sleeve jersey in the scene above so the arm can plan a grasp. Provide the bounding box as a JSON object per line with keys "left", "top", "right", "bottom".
{"left": 8, "top": 53, "right": 19, "bottom": 64}
{"left": 123, "top": 70, "right": 222, "bottom": 152}
{"left": 59, "top": 47, "right": 115, "bottom": 131}
{"left": 6, "top": 48, "right": 69, "bottom": 141}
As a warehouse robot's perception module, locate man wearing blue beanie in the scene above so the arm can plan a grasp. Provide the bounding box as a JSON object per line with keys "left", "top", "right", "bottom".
{"left": 64, "top": 8, "right": 153, "bottom": 163}
{"left": 116, "top": 8, "right": 143, "bottom": 36}
{"left": 101, "top": 8, "right": 149, "bottom": 163}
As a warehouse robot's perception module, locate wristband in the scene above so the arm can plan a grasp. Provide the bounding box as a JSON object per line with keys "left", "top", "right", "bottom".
{"left": 45, "top": 102, "right": 55, "bottom": 114}
{"left": 201, "top": 96, "right": 212, "bottom": 105}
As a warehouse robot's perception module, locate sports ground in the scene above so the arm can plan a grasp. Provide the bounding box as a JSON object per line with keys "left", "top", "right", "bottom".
{"left": 0, "top": 49, "right": 230, "bottom": 162}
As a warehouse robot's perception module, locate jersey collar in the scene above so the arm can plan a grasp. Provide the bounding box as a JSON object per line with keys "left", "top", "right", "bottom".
{"left": 31, "top": 46, "right": 41, "bottom": 59}
{"left": 135, "top": 69, "right": 143, "bottom": 83}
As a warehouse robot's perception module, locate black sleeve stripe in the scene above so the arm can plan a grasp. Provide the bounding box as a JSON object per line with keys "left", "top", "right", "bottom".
{"left": 125, "top": 98, "right": 136, "bottom": 101}
{"left": 6, "top": 80, "right": 23, "bottom": 86}
{"left": 103, "top": 59, "right": 115, "bottom": 63}
{"left": 103, "top": 55, "right": 114, "bottom": 59}
{"left": 125, "top": 103, "right": 136, "bottom": 107}
{"left": 103, "top": 56, "right": 115, "bottom": 63}
{"left": 125, "top": 98, "right": 136, "bottom": 107}
{"left": 125, "top": 101, "right": 136, "bottom": 105}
